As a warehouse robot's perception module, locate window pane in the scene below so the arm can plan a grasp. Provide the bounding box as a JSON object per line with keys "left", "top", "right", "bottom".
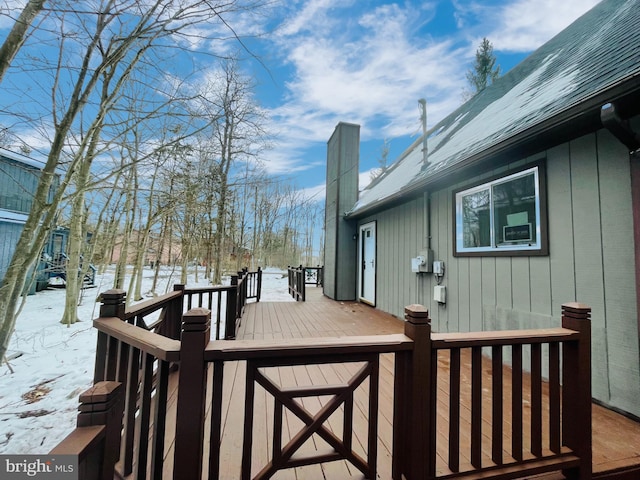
{"left": 462, "top": 189, "right": 491, "bottom": 248}
{"left": 492, "top": 173, "right": 537, "bottom": 246}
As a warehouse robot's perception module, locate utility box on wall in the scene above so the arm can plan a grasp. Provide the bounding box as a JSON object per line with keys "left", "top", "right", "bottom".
{"left": 411, "top": 249, "right": 434, "bottom": 273}
{"left": 434, "top": 285, "right": 446, "bottom": 304}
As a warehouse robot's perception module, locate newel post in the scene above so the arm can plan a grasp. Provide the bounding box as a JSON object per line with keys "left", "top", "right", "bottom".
{"left": 94, "top": 290, "right": 126, "bottom": 383}
{"left": 50, "top": 381, "right": 125, "bottom": 480}
{"left": 561, "top": 302, "right": 592, "bottom": 480}
{"left": 168, "top": 284, "right": 185, "bottom": 340}
{"left": 256, "top": 266, "right": 262, "bottom": 302}
{"left": 226, "top": 275, "right": 239, "bottom": 339}
{"left": 397, "top": 304, "right": 435, "bottom": 480}
{"left": 99, "top": 289, "right": 126, "bottom": 319}
{"left": 173, "top": 308, "right": 210, "bottom": 480}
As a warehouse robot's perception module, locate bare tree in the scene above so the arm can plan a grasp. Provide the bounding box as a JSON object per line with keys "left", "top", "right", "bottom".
{"left": 0, "top": 0, "right": 268, "bottom": 360}
{"left": 195, "top": 57, "right": 268, "bottom": 283}
{"left": 0, "top": 0, "right": 46, "bottom": 84}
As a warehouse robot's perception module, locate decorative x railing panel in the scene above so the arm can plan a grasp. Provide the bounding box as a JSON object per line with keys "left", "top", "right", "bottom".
{"left": 241, "top": 354, "right": 380, "bottom": 480}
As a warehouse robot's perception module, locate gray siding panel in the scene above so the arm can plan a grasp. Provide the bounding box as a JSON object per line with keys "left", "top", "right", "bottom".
{"left": 362, "top": 127, "right": 640, "bottom": 417}
{"left": 547, "top": 143, "right": 576, "bottom": 315}
{"left": 597, "top": 129, "right": 640, "bottom": 413}
{"left": 570, "top": 135, "right": 610, "bottom": 401}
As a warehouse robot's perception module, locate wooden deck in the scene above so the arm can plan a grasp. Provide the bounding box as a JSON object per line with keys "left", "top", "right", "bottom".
{"left": 154, "top": 287, "right": 640, "bottom": 479}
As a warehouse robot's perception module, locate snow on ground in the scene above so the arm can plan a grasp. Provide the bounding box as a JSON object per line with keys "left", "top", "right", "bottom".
{"left": 0, "top": 266, "right": 293, "bottom": 454}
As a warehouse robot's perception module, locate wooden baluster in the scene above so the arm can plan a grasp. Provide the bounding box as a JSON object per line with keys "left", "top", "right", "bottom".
{"left": 471, "top": 346, "right": 482, "bottom": 469}
{"left": 561, "top": 303, "right": 592, "bottom": 480}
{"left": 491, "top": 345, "right": 503, "bottom": 466}
{"left": 549, "top": 342, "right": 561, "bottom": 454}
{"left": 209, "top": 360, "right": 225, "bottom": 480}
{"left": 393, "top": 348, "right": 409, "bottom": 480}
{"left": 135, "top": 353, "right": 154, "bottom": 479}
{"left": 531, "top": 343, "right": 543, "bottom": 457}
{"left": 151, "top": 360, "right": 170, "bottom": 480}
{"left": 367, "top": 356, "right": 379, "bottom": 480}
{"left": 449, "top": 348, "right": 460, "bottom": 472}
{"left": 122, "top": 346, "right": 140, "bottom": 476}
{"left": 512, "top": 344, "right": 523, "bottom": 462}
{"left": 173, "top": 308, "right": 211, "bottom": 480}
{"left": 403, "top": 304, "right": 435, "bottom": 480}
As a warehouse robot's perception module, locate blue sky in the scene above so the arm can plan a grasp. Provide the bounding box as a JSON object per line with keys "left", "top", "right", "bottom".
{"left": 234, "top": 0, "right": 600, "bottom": 199}
{"left": 0, "top": 0, "right": 601, "bottom": 200}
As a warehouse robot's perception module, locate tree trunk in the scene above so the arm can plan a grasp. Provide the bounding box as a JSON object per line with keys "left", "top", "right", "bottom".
{"left": 0, "top": 0, "right": 46, "bottom": 84}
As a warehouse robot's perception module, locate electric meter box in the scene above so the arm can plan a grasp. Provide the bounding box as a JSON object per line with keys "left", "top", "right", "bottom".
{"left": 411, "top": 249, "right": 433, "bottom": 273}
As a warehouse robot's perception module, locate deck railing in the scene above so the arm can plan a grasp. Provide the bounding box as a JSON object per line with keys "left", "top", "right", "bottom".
{"left": 51, "top": 268, "right": 260, "bottom": 479}
{"left": 395, "top": 303, "right": 591, "bottom": 480}
{"left": 288, "top": 264, "right": 323, "bottom": 301}
{"left": 53, "top": 293, "right": 591, "bottom": 480}
{"left": 304, "top": 265, "right": 323, "bottom": 287}
{"left": 287, "top": 265, "right": 306, "bottom": 301}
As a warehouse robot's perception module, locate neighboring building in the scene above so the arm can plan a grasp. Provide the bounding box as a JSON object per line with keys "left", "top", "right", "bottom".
{"left": 324, "top": 0, "right": 640, "bottom": 418}
{"left": 0, "top": 148, "right": 54, "bottom": 287}
{"left": 0, "top": 148, "right": 94, "bottom": 291}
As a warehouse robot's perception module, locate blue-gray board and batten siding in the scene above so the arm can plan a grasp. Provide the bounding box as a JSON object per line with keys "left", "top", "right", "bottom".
{"left": 0, "top": 220, "right": 24, "bottom": 282}
{"left": 354, "top": 124, "right": 640, "bottom": 418}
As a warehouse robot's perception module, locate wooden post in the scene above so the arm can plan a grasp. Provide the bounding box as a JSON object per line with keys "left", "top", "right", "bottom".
{"left": 173, "top": 308, "right": 211, "bottom": 480}
{"left": 561, "top": 302, "right": 592, "bottom": 480}
{"left": 94, "top": 290, "right": 126, "bottom": 383}
{"left": 74, "top": 381, "right": 124, "bottom": 480}
{"left": 256, "top": 266, "right": 262, "bottom": 302}
{"left": 169, "top": 284, "right": 185, "bottom": 340}
{"left": 300, "top": 265, "right": 306, "bottom": 301}
{"left": 99, "top": 289, "right": 126, "bottom": 319}
{"left": 402, "top": 304, "right": 435, "bottom": 480}
{"left": 225, "top": 275, "right": 238, "bottom": 339}
{"left": 241, "top": 269, "right": 248, "bottom": 310}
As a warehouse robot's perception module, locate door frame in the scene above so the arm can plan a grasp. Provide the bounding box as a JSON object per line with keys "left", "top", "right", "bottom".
{"left": 358, "top": 221, "right": 376, "bottom": 306}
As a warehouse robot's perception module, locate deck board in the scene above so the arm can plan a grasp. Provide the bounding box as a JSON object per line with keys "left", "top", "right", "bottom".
{"left": 149, "top": 287, "right": 640, "bottom": 479}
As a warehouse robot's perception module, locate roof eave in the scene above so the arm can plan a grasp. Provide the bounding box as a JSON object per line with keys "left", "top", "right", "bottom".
{"left": 345, "top": 74, "right": 640, "bottom": 221}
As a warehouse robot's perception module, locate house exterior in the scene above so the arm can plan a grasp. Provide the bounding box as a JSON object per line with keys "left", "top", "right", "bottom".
{"left": 324, "top": 0, "right": 640, "bottom": 418}
{"left": 0, "top": 149, "right": 51, "bottom": 285}
{"left": 0, "top": 148, "right": 83, "bottom": 291}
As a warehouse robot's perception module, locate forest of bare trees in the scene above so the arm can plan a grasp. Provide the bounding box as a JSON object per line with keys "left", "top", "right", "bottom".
{"left": 0, "top": 1, "right": 324, "bottom": 360}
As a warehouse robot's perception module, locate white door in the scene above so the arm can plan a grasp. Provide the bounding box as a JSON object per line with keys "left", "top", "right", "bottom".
{"left": 359, "top": 222, "right": 376, "bottom": 305}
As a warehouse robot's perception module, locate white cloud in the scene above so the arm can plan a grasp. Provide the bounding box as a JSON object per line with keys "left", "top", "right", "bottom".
{"left": 262, "top": 1, "right": 465, "bottom": 171}
{"left": 455, "top": 0, "right": 601, "bottom": 53}
{"left": 259, "top": 0, "right": 603, "bottom": 177}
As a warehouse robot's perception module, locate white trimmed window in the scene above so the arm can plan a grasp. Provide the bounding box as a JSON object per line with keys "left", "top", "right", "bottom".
{"left": 454, "top": 164, "right": 547, "bottom": 256}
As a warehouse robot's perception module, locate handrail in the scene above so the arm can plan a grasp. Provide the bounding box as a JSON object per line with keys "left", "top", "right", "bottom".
{"left": 124, "top": 290, "right": 183, "bottom": 320}
{"left": 205, "top": 333, "right": 413, "bottom": 361}
{"left": 431, "top": 327, "right": 578, "bottom": 348}
{"left": 184, "top": 285, "right": 235, "bottom": 294}
{"left": 93, "top": 317, "right": 181, "bottom": 362}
